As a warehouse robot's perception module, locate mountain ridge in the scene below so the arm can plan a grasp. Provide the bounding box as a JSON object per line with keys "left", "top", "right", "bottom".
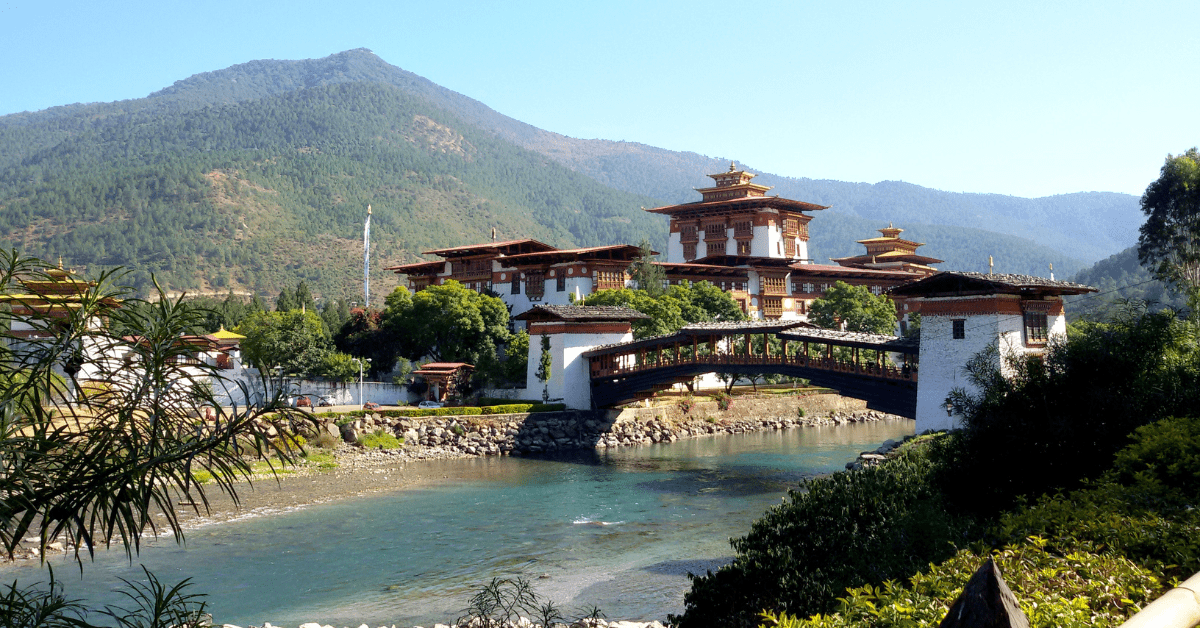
{"left": 0, "top": 49, "right": 1138, "bottom": 297}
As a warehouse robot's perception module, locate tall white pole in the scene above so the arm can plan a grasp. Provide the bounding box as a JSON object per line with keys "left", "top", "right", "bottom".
{"left": 364, "top": 205, "right": 372, "bottom": 309}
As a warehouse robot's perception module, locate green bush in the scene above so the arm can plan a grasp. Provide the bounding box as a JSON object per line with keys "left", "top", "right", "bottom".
{"left": 759, "top": 538, "right": 1160, "bottom": 628}
{"left": 1109, "top": 415, "right": 1200, "bottom": 493}
{"left": 358, "top": 430, "right": 403, "bottom": 450}
{"left": 673, "top": 435, "right": 976, "bottom": 628}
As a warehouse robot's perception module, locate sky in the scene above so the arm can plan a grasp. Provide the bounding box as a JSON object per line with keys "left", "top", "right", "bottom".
{"left": 1, "top": 0, "right": 1197, "bottom": 199}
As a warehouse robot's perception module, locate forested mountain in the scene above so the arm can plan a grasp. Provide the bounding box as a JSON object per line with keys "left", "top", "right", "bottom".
{"left": 0, "top": 81, "right": 665, "bottom": 298}
{"left": 0, "top": 48, "right": 1132, "bottom": 297}
{"left": 1066, "top": 245, "right": 1189, "bottom": 320}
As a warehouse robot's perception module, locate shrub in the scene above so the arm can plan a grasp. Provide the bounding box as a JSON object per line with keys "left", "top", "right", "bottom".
{"left": 358, "top": 430, "right": 403, "bottom": 450}
{"left": 714, "top": 392, "right": 733, "bottom": 411}
{"left": 759, "top": 538, "right": 1160, "bottom": 628}
{"left": 311, "top": 432, "right": 340, "bottom": 450}
{"left": 673, "top": 435, "right": 976, "bottom": 628}
{"left": 1109, "top": 415, "right": 1200, "bottom": 494}
{"left": 677, "top": 397, "right": 694, "bottom": 414}
{"left": 795, "top": 407, "right": 805, "bottom": 419}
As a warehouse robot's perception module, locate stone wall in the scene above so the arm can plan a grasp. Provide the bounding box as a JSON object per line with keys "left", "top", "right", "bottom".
{"left": 320, "top": 393, "right": 898, "bottom": 459}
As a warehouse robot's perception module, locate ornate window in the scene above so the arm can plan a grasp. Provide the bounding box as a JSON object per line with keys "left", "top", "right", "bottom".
{"left": 510, "top": 277, "right": 520, "bottom": 295}
{"left": 704, "top": 223, "right": 727, "bottom": 239}
{"left": 525, "top": 272, "right": 545, "bottom": 300}
{"left": 736, "top": 240, "right": 752, "bottom": 256}
{"left": 761, "top": 276, "right": 785, "bottom": 295}
{"left": 557, "top": 274, "right": 566, "bottom": 292}
{"left": 733, "top": 220, "right": 753, "bottom": 238}
{"left": 785, "top": 238, "right": 796, "bottom": 257}
{"left": 783, "top": 218, "right": 799, "bottom": 234}
{"left": 683, "top": 243, "right": 697, "bottom": 261}
{"left": 680, "top": 224, "right": 698, "bottom": 243}
{"left": 1024, "top": 311, "right": 1048, "bottom": 345}
{"left": 706, "top": 240, "right": 726, "bottom": 257}
{"left": 595, "top": 270, "right": 625, "bottom": 291}
{"left": 761, "top": 297, "right": 783, "bottom": 318}
{"left": 952, "top": 319, "right": 965, "bottom": 339}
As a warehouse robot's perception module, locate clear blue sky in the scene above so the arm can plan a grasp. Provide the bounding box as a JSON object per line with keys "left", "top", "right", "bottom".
{"left": 2, "top": 0, "right": 1197, "bottom": 198}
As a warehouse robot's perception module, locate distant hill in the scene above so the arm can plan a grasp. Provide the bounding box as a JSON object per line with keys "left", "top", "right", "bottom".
{"left": 0, "top": 80, "right": 665, "bottom": 298}
{"left": 0, "top": 48, "right": 1130, "bottom": 297}
{"left": 1066, "top": 245, "right": 1189, "bottom": 320}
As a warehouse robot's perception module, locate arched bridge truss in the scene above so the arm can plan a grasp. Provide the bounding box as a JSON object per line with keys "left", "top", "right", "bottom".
{"left": 583, "top": 321, "right": 919, "bottom": 417}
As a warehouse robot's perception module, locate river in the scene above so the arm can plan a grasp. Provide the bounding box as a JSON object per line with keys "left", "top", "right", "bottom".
{"left": 3, "top": 420, "right": 913, "bottom": 626}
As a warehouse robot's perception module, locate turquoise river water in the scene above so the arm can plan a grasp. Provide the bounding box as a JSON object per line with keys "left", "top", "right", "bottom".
{"left": 2, "top": 421, "right": 913, "bottom": 626}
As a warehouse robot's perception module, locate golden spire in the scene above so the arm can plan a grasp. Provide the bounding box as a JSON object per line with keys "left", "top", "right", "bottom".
{"left": 728, "top": 161, "right": 736, "bottom": 172}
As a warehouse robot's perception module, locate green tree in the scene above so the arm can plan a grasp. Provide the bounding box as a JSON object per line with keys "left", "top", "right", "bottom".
{"left": 584, "top": 288, "right": 685, "bottom": 338}
{"left": 1137, "top": 148, "right": 1200, "bottom": 310}
{"left": 294, "top": 281, "right": 315, "bottom": 312}
{"left": 275, "top": 286, "right": 297, "bottom": 312}
{"left": 808, "top": 281, "right": 896, "bottom": 334}
{"left": 333, "top": 306, "right": 396, "bottom": 377}
{"left": 236, "top": 309, "right": 332, "bottom": 376}
{"left": 382, "top": 282, "right": 511, "bottom": 382}
{"left": 503, "top": 330, "right": 530, "bottom": 385}
{"left": 629, "top": 239, "right": 666, "bottom": 297}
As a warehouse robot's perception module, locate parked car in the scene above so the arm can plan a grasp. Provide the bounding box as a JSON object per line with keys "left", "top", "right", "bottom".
{"left": 418, "top": 400, "right": 444, "bottom": 409}
{"left": 294, "top": 396, "right": 311, "bottom": 408}
{"left": 316, "top": 397, "right": 332, "bottom": 407}
{"left": 363, "top": 402, "right": 381, "bottom": 410}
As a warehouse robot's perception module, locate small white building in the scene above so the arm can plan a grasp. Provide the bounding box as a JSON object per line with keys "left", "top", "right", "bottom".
{"left": 512, "top": 305, "right": 648, "bottom": 409}
{"left": 890, "top": 272, "right": 1095, "bottom": 432}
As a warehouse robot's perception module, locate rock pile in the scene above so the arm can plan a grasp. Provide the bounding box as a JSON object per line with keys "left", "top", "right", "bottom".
{"left": 319, "top": 408, "right": 902, "bottom": 460}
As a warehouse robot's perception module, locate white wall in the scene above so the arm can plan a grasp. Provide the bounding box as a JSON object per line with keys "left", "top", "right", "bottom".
{"left": 667, "top": 231, "right": 684, "bottom": 264}
{"left": 914, "top": 303, "right": 1051, "bottom": 432}
{"left": 526, "top": 328, "right": 633, "bottom": 409}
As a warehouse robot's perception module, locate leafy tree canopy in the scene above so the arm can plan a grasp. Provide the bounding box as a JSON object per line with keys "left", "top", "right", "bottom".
{"left": 1137, "top": 148, "right": 1200, "bottom": 310}
{"left": 583, "top": 281, "right": 746, "bottom": 339}
{"left": 236, "top": 309, "right": 332, "bottom": 376}
{"left": 382, "top": 282, "right": 512, "bottom": 380}
{"left": 808, "top": 281, "right": 896, "bottom": 334}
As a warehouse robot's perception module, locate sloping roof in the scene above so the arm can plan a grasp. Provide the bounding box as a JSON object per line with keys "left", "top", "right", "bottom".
{"left": 581, "top": 320, "right": 815, "bottom": 357}
{"left": 513, "top": 305, "right": 650, "bottom": 322}
{"left": 415, "top": 362, "right": 474, "bottom": 371}
{"left": 779, "top": 327, "right": 920, "bottom": 354}
{"left": 385, "top": 259, "right": 445, "bottom": 274}
{"left": 888, "top": 271, "right": 1096, "bottom": 298}
{"left": 422, "top": 239, "right": 556, "bottom": 257}
{"left": 501, "top": 244, "right": 650, "bottom": 266}
{"left": 789, "top": 263, "right": 920, "bottom": 279}
{"left": 646, "top": 196, "right": 829, "bottom": 217}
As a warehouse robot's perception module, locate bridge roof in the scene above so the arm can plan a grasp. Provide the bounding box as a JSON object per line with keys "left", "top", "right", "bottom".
{"left": 581, "top": 320, "right": 813, "bottom": 357}
{"left": 779, "top": 327, "right": 919, "bottom": 354}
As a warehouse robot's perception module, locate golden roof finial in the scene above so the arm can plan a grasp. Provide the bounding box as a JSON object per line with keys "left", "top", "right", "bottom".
{"left": 58, "top": 256, "right": 63, "bottom": 269}
{"left": 729, "top": 161, "right": 737, "bottom": 172}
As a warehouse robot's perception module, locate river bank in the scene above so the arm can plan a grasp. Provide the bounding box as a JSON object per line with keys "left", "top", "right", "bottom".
{"left": 4, "top": 415, "right": 914, "bottom": 627}
{"left": 7, "top": 393, "right": 904, "bottom": 564}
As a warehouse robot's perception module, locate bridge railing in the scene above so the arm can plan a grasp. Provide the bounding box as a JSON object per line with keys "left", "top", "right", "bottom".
{"left": 589, "top": 352, "right": 917, "bottom": 383}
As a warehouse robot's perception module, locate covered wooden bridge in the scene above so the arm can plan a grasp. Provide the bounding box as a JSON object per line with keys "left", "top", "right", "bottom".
{"left": 583, "top": 321, "right": 919, "bottom": 417}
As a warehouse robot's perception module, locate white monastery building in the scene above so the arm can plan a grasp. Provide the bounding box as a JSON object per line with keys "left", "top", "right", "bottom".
{"left": 891, "top": 272, "right": 1095, "bottom": 432}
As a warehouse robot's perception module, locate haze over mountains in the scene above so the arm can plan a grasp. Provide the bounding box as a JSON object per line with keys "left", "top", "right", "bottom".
{"left": 0, "top": 49, "right": 1147, "bottom": 299}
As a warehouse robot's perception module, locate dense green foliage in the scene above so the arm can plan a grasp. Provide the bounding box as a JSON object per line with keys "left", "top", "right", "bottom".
{"left": 947, "top": 304, "right": 1200, "bottom": 510}
{"left": 583, "top": 281, "right": 746, "bottom": 339}
{"left": 677, "top": 303, "right": 1200, "bottom": 628}
{"left": 1137, "top": 148, "right": 1200, "bottom": 309}
{"left": 330, "top": 402, "right": 566, "bottom": 419}
{"left": 0, "top": 254, "right": 300, "bottom": 625}
{"left": 381, "top": 282, "right": 513, "bottom": 383}
{"left": 675, "top": 437, "right": 975, "bottom": 627}
{"left": 760, "top": 538, "right": 1159, "bottom": 628}
{"left": 807, "top": 281, "right": 897, "bottom": 334}
{"left": 762, "top": 414, "right": 1200, "bottom": 628}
